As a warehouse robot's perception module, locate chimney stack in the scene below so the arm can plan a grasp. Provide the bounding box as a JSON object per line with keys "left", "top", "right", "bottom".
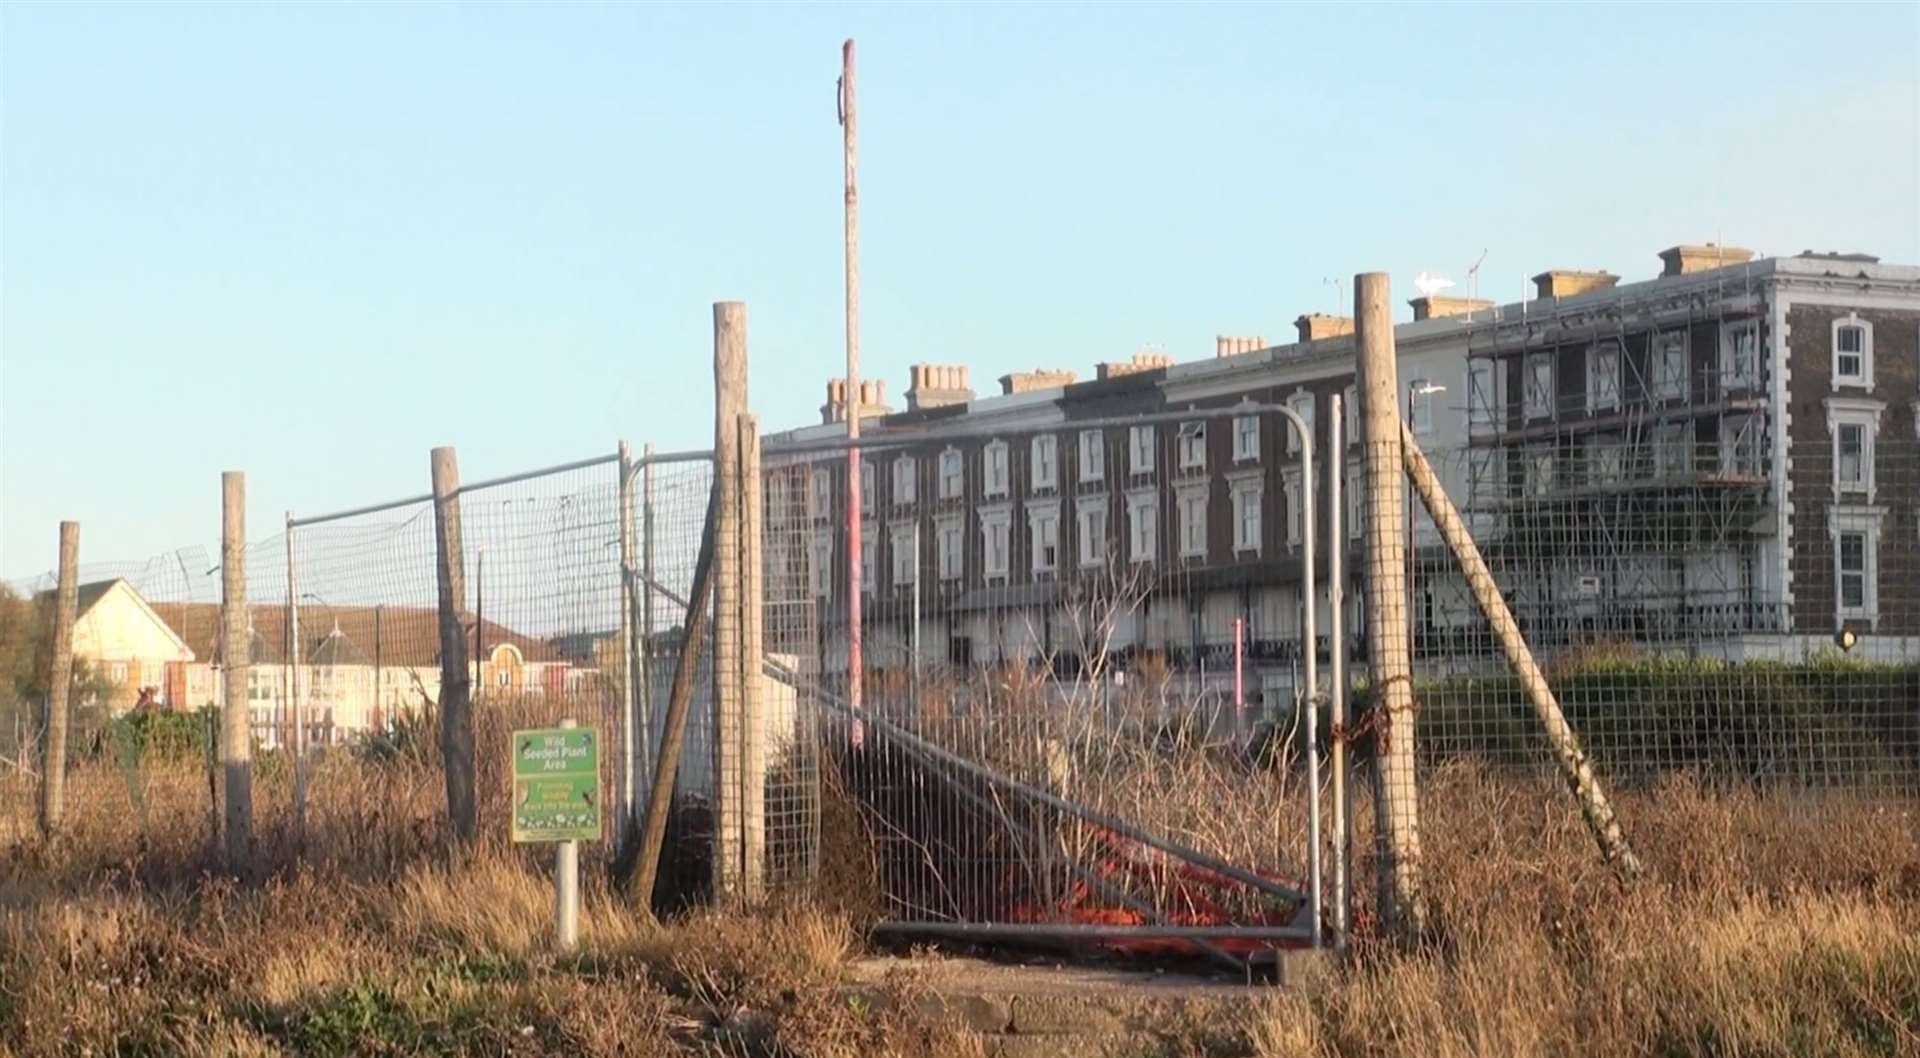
{"left": 821, "top": 378, "right": 891, "bottom": 425}
{"left": 1658, "top": 243, "right": 1755, "bottom": 277}
{"left": 1532, "top": 270, "right": 1619, "bottom": 299}
{"left": 1408, "top": 295, "right": 1496, "bottom": 322}
{"left": 905, "top": 363, "right": 975, "bottom": 410}
{"left": 1095, "top": 352, "right": 1174, "bottom": 381}
{"left": 1214, "top": 335, "right": 1266, "bottom": 358}
{"left": 1294, "top": 314, "right": 1354, "bottom": 342}
{"left": 998, "top": 368, "right": 1078, "bottom": 395}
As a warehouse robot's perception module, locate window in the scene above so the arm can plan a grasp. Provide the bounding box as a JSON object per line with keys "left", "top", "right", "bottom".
{"left": 1283, "top": 471, "right": 1303, "bottom": 547}
{"left": 1467, "top": 448, "right": 1502, "bottom": 502}
{"left": 1079, "top": 430, "right": 1105, "bottom": 483}
{"left": 1525, "top": 446, "right": 1555, "bottom": 496}
{"left": 1467, "top": 361, "right": 1496, "bottom": 431}
{"left": 1031, "top": 435, "right": 1058, "bottom": 490}
{"left": 1287, "top": 392, "right": 1315, "bottom": 453}
{"left": 983, "top": 441, "right": 1010, "bottom": 497}
{"left": 108, "top": 662, "right": 128, "bottom": 684}
{"left": 1838, "top": 531, "right": 1869, "bottom": 613}
{"left": 890, "top": 526, "right": 917, "bottom": 584}
{"left": 980, "top": 509, "right": 1011, "bottom": 579}
{"left": 1653, "top": 421, "right": 1691, "bottom": 480}
{"left": 1652, "top": 330, "right": 1688, "bottom": 402}
{"left": 1524, "top": 354, "right": 1554, "bottom": 420}
{"left": 936, "top": 515, "right": 964, "bottom": 580}
{"left": 1346, "top": 461, "right": 1364, "bottom": 539}
{"left": 1408, "top": 378, "right": 1436, "bottom": 434}
{"left": 1078, "top": 499, "right": 1108, "bottom": 567}
{"left": 496, "top": 670, "right": 511, "bottom": 689}
{"left": 860, "top": 461, "right": 875, "bottom": 512}
{"left": 939, "top": 449, "right": 963, "bottom": 499}
{"left": 860, "top": 523, "right": 876, "bottom": 594}
{"left": 1833, "top": 314, "right": 1873, "bottom": 388}
{"left": 809, "top": 467, "right": 831, "bottom": 518}
{"left": 1178, "top": 422, "right": 1206, "bottom": 470}
{"left": 1230, "top": 477, "right": 1263, "bottom": 553}
{"left": 1176, "top": 483, "right": 1208, "bottom": 558}
{"left": 1586, "top": 342, "right": 1621, "bottom": 413}
{"left": 1719, "top": 415, "right": 1760, "bottom": 477}
{"left": 1587, "top": 433, "right": 1623, "bottom": 486}
{"left": 1827, "top": 398, "right": 1885, "bottom": 502}
{"left": 1126, "top": 492, "right": 1158, "bottom": 563}
{"left": 1720, "top": 319, "right": 1759, "bottom": 390}
{"left": 810, "top": 530, "right": 833, "bottom": 599}
{"left": 1129, "top": 425, "right": 1155, "bottom": 475}
{"left": 1829, "top": 509, "right": 1885, "bottom": 624}
{"left": 1343, "top": 385, "right": 1358, "bottom": 447}
{"left": 892, "top": 457, "right": 916, "bottom": 505}
{"left": 1234, "top": 414, "right": 1260, "bottom": 462}
{"left": 1029, "top": 503, "right": 1060, "bottom": 573}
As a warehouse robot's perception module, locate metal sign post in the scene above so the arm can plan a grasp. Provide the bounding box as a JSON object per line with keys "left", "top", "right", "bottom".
{"left": 512, "top": 719, "right": 599, "bottom": 951}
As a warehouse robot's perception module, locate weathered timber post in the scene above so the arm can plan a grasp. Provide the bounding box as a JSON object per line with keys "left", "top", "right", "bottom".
{"left": 711, "top": 300, "right": 747, "bottom": 901}
{"left": 1399, "top": 421, "right": 1644, "bottom": 878}
{"left": 39, "top": 521, "right": 79, "bottom": 840}
{"left": 738, "top": 413, "right": 767, "bottom": 899}
{"left": 218, "top": 476, "right": 254, "bottom": 870}
{"left": 617, "top": 440, "right": 638, "bottom": 848}
{"left": 431, "top": 447, "right": 477, "bottom": 846}
{"left": 1355, "top": 271, "right": 1426, "bottom": 940}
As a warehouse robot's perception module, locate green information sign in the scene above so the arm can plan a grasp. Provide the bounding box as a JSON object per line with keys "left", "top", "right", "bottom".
{"left": 512, "top": 726, "right": 600, "bottom": 843}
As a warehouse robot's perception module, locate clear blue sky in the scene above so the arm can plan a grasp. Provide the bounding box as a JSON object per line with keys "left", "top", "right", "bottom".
{"left": 4, "top": 2, "right": 1916, "bottom": 578}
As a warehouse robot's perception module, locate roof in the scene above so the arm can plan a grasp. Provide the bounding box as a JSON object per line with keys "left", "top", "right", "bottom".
{"left": 147, "top": 600, "right": 566, "bottom": 668}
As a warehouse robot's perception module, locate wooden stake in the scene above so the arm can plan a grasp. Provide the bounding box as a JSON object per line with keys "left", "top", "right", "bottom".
{"left": 1354, "top": 271, "right": 1426, "bottom": 940}
{"left": 39, "top": 521, "right": 79, "bottom": 840}
{"left": 1399, "top": 421, "right": 1644, "bottom": 879}
{"left": 738, "top": 413, "right": 766, "bottom": 900}
{"left": 218, "top": 477, "right": 253, "bottom": 871}
{"left": 431, "top": 447, "right": 477, "bottom": 846}
{"left": 712, "top": 301, "right": 747, "bottom": 901}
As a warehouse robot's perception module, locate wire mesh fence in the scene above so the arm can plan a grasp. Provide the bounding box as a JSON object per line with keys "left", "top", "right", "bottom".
{"left": 766, "top": 407, "right": 1326, "bottom": 951}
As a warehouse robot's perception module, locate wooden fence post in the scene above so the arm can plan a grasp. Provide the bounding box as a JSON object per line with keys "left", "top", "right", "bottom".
{"left": 219, "top": 475, "right": 254, "bottom": 871}
{"left": 1354, "top": 271, "right": 1426, "bottom": 940}
{"left": 712, "top": 300, "right": 747, "bottom": 901}
{"left": 39, "top": 521, "right": 79, "bottom": 840}
{"left": 739, "top": 412, "right": 766, "bottom": 900}
{"left": 432, "top": 447, "right": 477, "bottom": 846}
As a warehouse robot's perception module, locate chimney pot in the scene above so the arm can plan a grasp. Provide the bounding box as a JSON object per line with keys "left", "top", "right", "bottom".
{"left": 1094, "top": 352, "right": 1174, "bottom": 381}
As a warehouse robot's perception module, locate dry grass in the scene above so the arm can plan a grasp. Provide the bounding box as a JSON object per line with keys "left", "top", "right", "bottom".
{"left": 3, "top": 738, "right": 1918, "bottom": 1056}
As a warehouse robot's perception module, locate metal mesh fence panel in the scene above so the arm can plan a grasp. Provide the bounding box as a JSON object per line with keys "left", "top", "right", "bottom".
{"left": 766, "top": 408, "right": 1323, "bottom": 952}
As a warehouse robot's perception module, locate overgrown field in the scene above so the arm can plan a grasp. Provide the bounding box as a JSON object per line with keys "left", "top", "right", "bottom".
{"left": 3, "top": 722, "right": 1918, "bottom": 1056}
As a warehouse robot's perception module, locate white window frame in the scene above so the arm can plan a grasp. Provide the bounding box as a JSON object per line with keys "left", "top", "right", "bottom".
{"left": 1129, "top": 425, "right": 1155, "bottom": 476}
{"left": 1031, "top": 434, "right": 1058, "bottom": 491}
{"left": 1832, "top": 313, "right": 1874, "bottom": 390}
{"left": 860, "top": 461, "right": 876, "bottom": 513}
{"left": 1719, "top": 319, "right": 1759, "bottom": 391}
{"left": 983, "top": 440, "right": 1010, "bottom": 498}
{"left": 1343, "top": 384, "right": 1358, "bottom": 447}
{"left": 859, "top": 521, "right": 876, "bottom": 594}
{"left": 889, "top": 524, "right": 916, "bottom": 585}
{"left": 1028, "top": 500, "right": 1061, "bottom": 574}
{"left": 1283, "top": 469, "right": 1303, "bottom": 547}
{"left": 1718, "top": 414, "right": 1761, "bottom": 478}
{"left": 1175, "top": 481, "right": 1208, "bottom": 559}
{"left": 1467, "top": 361, "right": 1496, "bottom": 432}
{"left": 1178, "top": 421, "right": 1207, "bottom": 471}
{"left": 935, "top": 513, "right": 964, "bottom": 581}
{"left": 892, "top": 456, "right": 916, "bottom": 505}
{"left": 1233, "top": 414, "right": 1260, "bottom": 462}
{"left": 810, "top": 529, "right": 833, "bottom": 599}
{"left": 809, "top": 466, "right": 831, "bottom": 519}
{"left": 1524, "top": 354, "right": 1554, "bottom": 421}
{"left": 1525, "top": 445, "right": 1555, "bottom": 496}
{"left": 1346, "top": 459, "right": 1364, "bottom": 539}
{"left": 1828, "top": 507, "right": 1886, "bottom": 626}
{"left": 1825, "top": 397, "right": 1885, "bottom": 503}
{"left": 1585, "top": 341, "right": 1621, "bottom": 414}
{"left": 1227, "top": 471, "right": 1263, "bottom": 554}
{"left": 1408, "top": 377, "right": 1436, "bottom": 434}
{"left": 1467, "top": 448, "right": 1502, "bottom": 503}
{"left": 1079, "top": 430, "right": 1105, "bottom": 483}
{"left": 979, "top": 506, "right": 1012, "bottom": 580}
{"left": 1587, "top": 433, "right": 1623, "bottom": 487}
{"left": 1653, "top": 421, "right": 1690, "bottom": 480}
{"left": 1077, "top": 495, "right": 1109, "bottom": 567}
{"left": 939, "top": 448, "right": 964, "bottom": 499}
{"left": 1125, "top": 489, "right": 1158, "bottom": 564}
{"left": 1286, "top": 391, "right": 1315, "bottom": 453}
{"left": 1652, "top": 330, "right": 1688, "bottom": 402}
